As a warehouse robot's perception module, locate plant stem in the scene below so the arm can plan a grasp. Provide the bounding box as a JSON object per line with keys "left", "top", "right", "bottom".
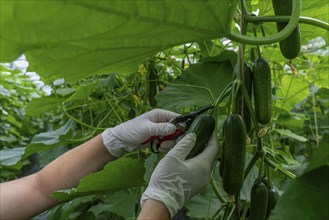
{"left": 264, "top": 157, "right": 296, "bottom": 179}
{"left": 311, "top": 83, "right": 320, "bottom": 147}
{"left": 247, "top": 15, "right": 329, "bottom": 31}
{"left": 210, "top": 165, "right": 227, "bottom": 204}
{"left": 225, "top": 0, "right": 301, "bottom": 45}
{"left": 213, "top": 81, "right": 233, "bottom": 107}
{"left": 244, "top": 152, "right": 259, "bottom": 179}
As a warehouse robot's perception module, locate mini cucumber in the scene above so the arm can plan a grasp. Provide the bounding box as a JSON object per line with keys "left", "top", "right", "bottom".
{"left": 250, "top": 180, "right": 268, "bottom": 220}
{"left": 253, "top": 58, "right": 272, "bottom": 125}
{"left": 186, "top": 114, "right": 215, "bottom": 159}
{"left": 272, "top": 0, "right": 301, "bottom": 59}
{"left": 222, "top": 114, "right": 246, "bottom": 195}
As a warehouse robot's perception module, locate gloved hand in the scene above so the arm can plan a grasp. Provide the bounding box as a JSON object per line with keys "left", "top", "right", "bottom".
{"left": 140, "top": 133, "right": 219, "bottom": 217}
{"left": 102, "top": 109, "right": 179, "bottom": 157}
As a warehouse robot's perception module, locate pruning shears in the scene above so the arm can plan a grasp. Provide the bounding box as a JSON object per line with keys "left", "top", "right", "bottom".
{"left": 142, "top": 105, "right": 214, "bottom": 153}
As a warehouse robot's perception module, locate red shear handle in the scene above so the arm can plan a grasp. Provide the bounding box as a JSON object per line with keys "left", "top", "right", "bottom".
{"left": 141, "top": 135, "right": 161, "bottom": 145}
{"left": 156, "top": 129, "right": 184, "bottom": 147}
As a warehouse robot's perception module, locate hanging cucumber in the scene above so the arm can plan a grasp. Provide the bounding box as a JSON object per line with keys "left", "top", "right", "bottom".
{"left": 233, "top": 62, "right": 253, "bottom": 133}
{"left": 250, "top": 180, "right": 269, "bottom": 220}
{"left": 186, "top": 114, "right": 215, "bottom": 159}
{"left": 266, "top": 187, "right": 279, "bottom": 218}
{"left": 253, "top": 58, "right": 272, "bottom": 125}
{"left": 148, "top": 60, "right": 158, "bottom": 107}
{"left": 272, "top": 0, "right": 301, "bottom": 59}
{"left": 222, "top": 114, "right": 246, "bottom": 195}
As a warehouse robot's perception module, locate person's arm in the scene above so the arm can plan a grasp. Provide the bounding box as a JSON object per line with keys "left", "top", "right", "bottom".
{"left": 0, "top": 134, "right": 115, "bottom": 220}
{"left": 0, "top": 109, "right": 179, "bottom": 219}
{"left": 138, "top": 199, "right": 170, "bottom": 220}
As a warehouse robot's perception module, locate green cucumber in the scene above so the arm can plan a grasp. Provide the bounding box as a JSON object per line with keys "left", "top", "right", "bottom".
{"left": 253, "top": 58, "right": 272, "bottom": 125}
{"left": 266, "top": 187, "right": 279, "bottom": 218}
{"left": 222, "top": 114, "right": 246, "bottom": 195}
{"left": 148, "top": 60, "right": 158, "bottom": 107}
{"left": 272, "top": 0, "right": 301, "bottom": 59}
{"left": 186, "top": 114, "right": 215, "bottom": 159}
{"left": 233, "top": 62, "right": 253, "bottom": 133}
{"left": 250, "top": 180, "right": 268, "bottom": 220}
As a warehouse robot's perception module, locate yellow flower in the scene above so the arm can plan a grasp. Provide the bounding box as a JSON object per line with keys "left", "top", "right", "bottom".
{"left": 137, "top": 64, "right": 147, "bottom": 76}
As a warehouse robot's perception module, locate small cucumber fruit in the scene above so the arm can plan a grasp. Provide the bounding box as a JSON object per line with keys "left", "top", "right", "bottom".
{"left": 222, "top": 114, "right": 246, "bottom": 195}
{"left": 253, "top": 58, "right": 272, "bottom": 125}
{"left": 250, "top": 180, "right": 269, "bottom": 220}
{"left": 272, "top": 0, "right": 301, "bottom": 59}
{"left": 186, "top": 114, "right": 215, "bottom": 159}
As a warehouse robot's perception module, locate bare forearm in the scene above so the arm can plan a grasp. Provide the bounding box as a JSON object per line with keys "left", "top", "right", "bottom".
{"left": 138, "top": 199, "right": 170, "bottom": 220}
{"left": 0, "top": 134, "right": 115, "bottom": 219}
{"left": 36, "top": 134, "right": 114, "bottom": 191}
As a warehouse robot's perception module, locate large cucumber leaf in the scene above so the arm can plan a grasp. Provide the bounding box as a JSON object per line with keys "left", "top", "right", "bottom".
{"left": 275, "top": 75, "right": 309, "bottom": 112}
{"left": 1, "top": 0, "right": 238, "bottom": 83}
{"left": 156, "top": 51, "right": 236, "bottom": 112}
{"left": 52, "top": 157, "right": 145, "bottom": 202}
{"left": 268, "top": 132, "right": 329, "bottom": 220}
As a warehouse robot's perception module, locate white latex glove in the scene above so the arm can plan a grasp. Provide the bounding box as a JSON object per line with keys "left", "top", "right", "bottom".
{"left": 140, "top": 132, "right": 219, "bottom": 217}
{"left": 102, "top": 109, "right": 179, "bottom": 157}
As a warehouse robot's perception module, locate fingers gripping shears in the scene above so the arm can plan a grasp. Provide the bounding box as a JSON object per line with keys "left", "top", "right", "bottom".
{"left": 142, "top": 105, "right": 214, "bottom": 153}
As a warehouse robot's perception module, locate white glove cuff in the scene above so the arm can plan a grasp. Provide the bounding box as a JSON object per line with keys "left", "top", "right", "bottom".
{"left": 141, "top": 188, "right": 180, "bottom": 218}
{"left": 102, "top": 128, "right": 126, "bottom": 158}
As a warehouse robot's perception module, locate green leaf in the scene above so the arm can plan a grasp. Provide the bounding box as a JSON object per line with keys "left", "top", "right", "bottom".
{"left": 102, "top": 190, "right": 138, "bottom": 219}
{"left": 305, "top": 56, "right": 329, "bottom": 89}
{"left": 0, "top": 147, "right": 25, "bottom": 166}
{"left": 156, "top": 57, "right": 233, "bottom": 112}
{"left": 275, "top": 129, "right": 308, "bottom": 142}
{"left": 268, "top": 166, "right": 329, "bottom": 220}
{"left": 24, "top": 120, "right": 75, "bottom": 157}
{"left": 55, "top": 87, "right": 76, "bottom": 97}
{"left": 268, "top": 132, "right": 329, "bottom": 220}
{"left": 66, "top": 82, "right": 97, "bottom": 102}
{"left": 186, "top": 193, "right": 220, "bottom": 219}
{"left": 6, "top": 114, "right": 22, "bottom": 128}
{"left": 1, "top": 0, "right": 239, "bottom": 82}
{"left": 277, "top": 110, "right": 306, "bottom": 129}
{"left": 304, "top": 131, "right": 329, "bottom": 174}
{"left": 26, "top": 95, "right": 65, "bottom": 116}
{"left": 299, "top": 0, "right": 329, "bottom": 44}
{"left": 275, "top": 75, "right": 309, "bottom": 111}
{"left": 144, "top": 154, "right": 158, "bottom": 183}
{"left": 51, "top": 157, "right": 145, "bottom": 202}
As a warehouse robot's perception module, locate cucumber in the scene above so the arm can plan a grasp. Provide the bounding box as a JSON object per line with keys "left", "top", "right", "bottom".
{"left": 266, "top": 187, "right": 279, "bottom": 218}
{"left": 222, "top": 114, "right": 246, "bottom": 195}
{"left": 148, "top": 60, "right": 158, "bottom": 107}
{"left": 272, "top": 0, "right": 300, "bottom": 59}
{"left": 250, "top": 180, "right": 268, "bottom": 220}
{"left": 253, "top": 58, "right": 272, "bottom": 125}
{"left": 186, "top": 114, "right": 215, "bottom": 159}
{"left": 233, "top": 62, "right": 253, "bottom": 133}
